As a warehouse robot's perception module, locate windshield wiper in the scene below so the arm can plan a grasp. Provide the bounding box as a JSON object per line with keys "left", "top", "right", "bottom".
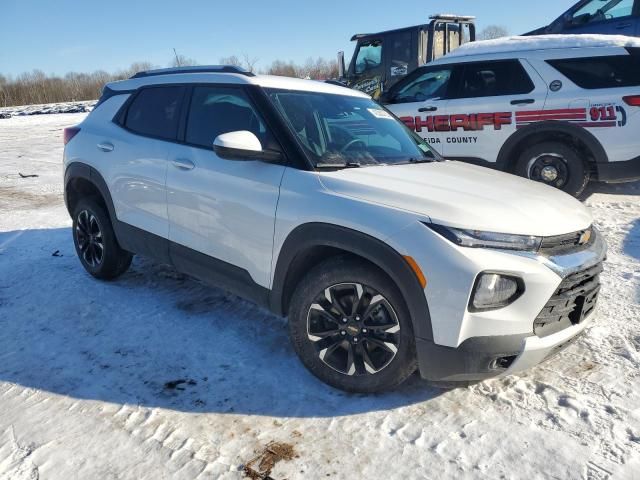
{"left": 316, "top": 162, "right": 363, "bottom": 169}
{"left": 404, "top": 157, "right": 435, "bottom": 164}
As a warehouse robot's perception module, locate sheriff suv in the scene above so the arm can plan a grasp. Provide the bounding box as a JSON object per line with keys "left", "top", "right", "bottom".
{"left": 63, "top": 66, "right": 606, "bottom": 393}
{"left": 382, "top": 35, "right": 640, "bottom": 197}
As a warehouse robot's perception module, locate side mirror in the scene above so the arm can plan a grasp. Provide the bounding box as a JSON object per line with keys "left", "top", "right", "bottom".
{"left": 213, "top": 131, "right": 282, "bottom": 162}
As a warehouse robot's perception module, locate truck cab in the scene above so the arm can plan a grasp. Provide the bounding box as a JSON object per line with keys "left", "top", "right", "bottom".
{"left": 527, "top": 0, "right": 640, "bottom": 36}
{"left": 338, "top": 15, "right": 475, "bottom": 98}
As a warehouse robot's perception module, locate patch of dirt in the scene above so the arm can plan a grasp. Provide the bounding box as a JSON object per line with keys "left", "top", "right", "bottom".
{"left": 163, "top": 379, "right": 197, "bottom": 391}
{"left": 243, "top": 441, "right": 296, "bottom": 480}
{"left": 0, "top": 185, "right": 61, "bottom": 210}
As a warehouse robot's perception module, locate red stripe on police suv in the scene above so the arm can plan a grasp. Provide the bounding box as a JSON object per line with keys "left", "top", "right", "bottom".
{"left": 401, "top": 112, "right": 512, "bottom": 133}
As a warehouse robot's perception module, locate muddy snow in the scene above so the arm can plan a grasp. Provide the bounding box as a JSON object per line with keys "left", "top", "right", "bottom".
{"left": 0, "top": 113, "right": 639, "bottom": 479}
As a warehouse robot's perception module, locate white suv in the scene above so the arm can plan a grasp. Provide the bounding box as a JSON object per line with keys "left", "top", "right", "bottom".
{"left": 383, "top": 35, "right": 640, "bottom": 197}
{"left": 63, "top": 66, "right": 606, "bottom": 392}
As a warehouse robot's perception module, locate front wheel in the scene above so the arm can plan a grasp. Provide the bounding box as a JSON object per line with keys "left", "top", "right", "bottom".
{"left": 288, "top": 256, "right": 417, "bottom": 393}
{"left": 514, "top": 141, "right": 590, "bottom": 197}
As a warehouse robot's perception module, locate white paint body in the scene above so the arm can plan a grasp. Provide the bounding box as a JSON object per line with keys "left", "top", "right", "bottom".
{"left": 64, "top": 71, "right": 605, "bottom": 372}
{"left": 386, "top": 38, "right": 640, "bottom": 166}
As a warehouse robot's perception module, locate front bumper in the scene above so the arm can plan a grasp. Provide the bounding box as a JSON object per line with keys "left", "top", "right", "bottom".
{"left": 416, "top": 313, "right": 593, "bottom": 382}
{"left": 596, "top": 156, "right": 640, "bottom": 183}
{"left": 412, "top": 228, "right": 607, "bottom": 383}
{"left": 416, "top": 314, "right": 595, "bottom": 382}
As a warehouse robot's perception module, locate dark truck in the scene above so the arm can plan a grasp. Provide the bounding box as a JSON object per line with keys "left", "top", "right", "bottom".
{"left": 527, "top": 0, "right": 640, "bottom": 36}
{"left": 336, "top": 15, "right": 476, "bottom": 98}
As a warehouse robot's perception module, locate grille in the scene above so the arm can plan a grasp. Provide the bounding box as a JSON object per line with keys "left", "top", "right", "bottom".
{"left": 534, "top": 263, "right": 603, "bottom": 338}
{"left": 539, "top": 227, "right": 593, "bottom": 256}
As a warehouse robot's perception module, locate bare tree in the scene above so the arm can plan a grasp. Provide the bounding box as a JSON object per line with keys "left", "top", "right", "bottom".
{"left": 169, "top": 54, "right": 198, "bottom": 68}
{"left": 219, "top": 55, "right": 242, "bottom": 67}
{"left": 265, "top": 60, "right": 298, "bottom": 78}
{"left": 242, "top": 53, "right": 259, "bottom": 73}
{"left": 0, "top": 62, "right": 159, "bottom": 107}
{"left": 479, "top": 25, "right": 510, "bottom": 40}
{"left": 0, "top": 54, "right": 339, "bottom": 107}
{"left": 220, "top": 54, "right": 259, "bottom": 72}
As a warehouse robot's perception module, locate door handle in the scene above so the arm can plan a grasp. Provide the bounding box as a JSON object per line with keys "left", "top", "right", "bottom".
{"left": 418, "top": 106, "right": 438, "bottom": 112}
{"left": 511, "top": 99, "right": 535, "bottom": 105}
{"left": 97, "top": 142, "right": 114, "bottom": 152}
{"left": 172, "top": 159, "right": 195, "bottom": 170}
{"left": 616, "top": 23, "right": 632, "bottom": 29}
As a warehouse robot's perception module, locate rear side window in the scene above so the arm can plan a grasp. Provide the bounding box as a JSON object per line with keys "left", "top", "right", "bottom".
{"left": 547, "top": 55, "right": 640, "bottom": 89}
{"left": 451, "top": 60, "right": 535, "bottom": 99}
{"left": 123, "top": 86, "right": 184, "bottom": 140}
{"left": 185, "top": 86, "right": 274, "bottom": 149}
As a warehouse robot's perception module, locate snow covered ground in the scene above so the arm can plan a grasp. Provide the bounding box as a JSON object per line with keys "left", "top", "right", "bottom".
{"left": 0, "top": 113, "right": 639, "bottom": 480}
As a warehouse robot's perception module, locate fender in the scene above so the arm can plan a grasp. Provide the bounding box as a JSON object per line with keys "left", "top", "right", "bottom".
{"left": 64, "top": 161, "right": 170, "bottom": 262}
{"left": 495, "top": 120, "right": 609, "bottom": 171}
{"left": 270, "top": 223, "right": 433, "bottom": 341}
{"left": 64, "top": 162, "right": 117, "bottom": 221}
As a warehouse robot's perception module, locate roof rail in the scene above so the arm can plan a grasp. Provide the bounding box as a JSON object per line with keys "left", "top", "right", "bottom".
{"left": 130, "top": 65, "right": 255, "bottom": 79}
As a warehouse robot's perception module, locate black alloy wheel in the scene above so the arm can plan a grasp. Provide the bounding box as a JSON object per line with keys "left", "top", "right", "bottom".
{"left": 75, "top": 209, "right": 104, "bottom": 268}
{"left": 307, "top": 282, "right": 401, "bottom": 376}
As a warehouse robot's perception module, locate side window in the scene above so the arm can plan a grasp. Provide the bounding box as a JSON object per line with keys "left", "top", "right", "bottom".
{"left": 390, "top": 67, "right": 452, "bottom": 104}
{"left": 185, "top": 86, "right": 274, "bottom": 149}
{"left": 452, "top": 60, "right": 534, "bottom": 99}
{"left": 571, "top": 0, "right": 634, "bottom": 24}
{"left": 124, "top": 87, "right": 184, "bottom": 140}
{"left": 388, "top": 32, "right": 412, "bottom": 77}
{"left": 355, "top": 41, "right": 382, "bottom": 74}
{"left": 547, "top": 55, "right": 640, "bottom": 89}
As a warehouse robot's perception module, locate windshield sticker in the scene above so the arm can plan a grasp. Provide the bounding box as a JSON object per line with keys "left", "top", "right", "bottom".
{"left": 368, "top": 108, "right": 393, "bottom": 119}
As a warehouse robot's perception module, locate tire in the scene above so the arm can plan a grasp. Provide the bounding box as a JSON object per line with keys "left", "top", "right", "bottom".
{"left": 514, "top": 141, "right": 590, "bottom": 197}
{"left": 288, "top": 255, "right": 417, "bottom": 393}
{"left": 72, "top": 197, "right": 132, "bottom": 280}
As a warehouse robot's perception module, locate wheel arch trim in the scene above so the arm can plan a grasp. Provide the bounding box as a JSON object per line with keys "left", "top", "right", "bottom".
{"left": 496, "top": 121, "right": 609, "bottom": 171}
{"left": 270, "top": 222, "right": 434, "bottom": 341}
{"left": 64, "top": 162, "right": 118, "bottom": 229}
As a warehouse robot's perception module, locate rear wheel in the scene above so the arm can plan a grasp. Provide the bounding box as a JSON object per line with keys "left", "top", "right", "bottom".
{"left": 288, "top": 256, "right": 417, "bottom": 393}
{"left": 514, "top": 141, "right": 590, "bottom": 197}
{"left": 72, "top": 197, "right": 132, "bottom": 280}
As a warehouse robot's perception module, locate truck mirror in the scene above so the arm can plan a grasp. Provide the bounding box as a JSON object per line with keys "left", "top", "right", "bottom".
{"left": 337, "top": 51, "right": 345, "bottom": 79}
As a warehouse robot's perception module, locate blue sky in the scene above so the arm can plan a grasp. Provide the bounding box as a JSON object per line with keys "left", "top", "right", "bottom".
{"left": 1, "top": 0, "right": 577, "bottom": 76}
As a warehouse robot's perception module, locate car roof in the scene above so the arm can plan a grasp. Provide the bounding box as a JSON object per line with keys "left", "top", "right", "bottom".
{"left": 106, "top": 66, "right": 370, "bottom": 98}
{"left": 431, "top": 34, "right": 640, "bottom": 63}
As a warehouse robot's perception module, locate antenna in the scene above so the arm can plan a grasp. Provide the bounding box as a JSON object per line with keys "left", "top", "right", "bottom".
{"left": 173, "top": 48, "right": 181, "bottom": 67}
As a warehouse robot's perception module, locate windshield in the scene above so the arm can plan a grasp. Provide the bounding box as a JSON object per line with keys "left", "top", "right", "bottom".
{"left": 267, "top": 90, "right": 439, "bottom": 168}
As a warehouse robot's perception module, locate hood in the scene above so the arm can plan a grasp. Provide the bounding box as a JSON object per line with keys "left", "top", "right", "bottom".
{"left": 317, "top": 161, "right": 593, "bottom": 237}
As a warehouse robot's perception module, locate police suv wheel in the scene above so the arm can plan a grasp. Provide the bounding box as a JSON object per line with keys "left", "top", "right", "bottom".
{"left": 288, "top": 256, "right": 417, "bottom": 393}
{"left": 515, "top": 142, "right": 590, "bottom": 197}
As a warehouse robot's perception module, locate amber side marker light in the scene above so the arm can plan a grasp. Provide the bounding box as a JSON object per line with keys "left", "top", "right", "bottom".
{"left": 403, "top": 256, "right": 427, "bottom": 289}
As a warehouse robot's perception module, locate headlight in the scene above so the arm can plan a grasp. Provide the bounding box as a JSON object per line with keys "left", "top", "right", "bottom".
{"left": 427, "top": 224, "right": 542, "bottom": 252}
{"left": 470, "top": 273, "right": 524, "bottom": 311}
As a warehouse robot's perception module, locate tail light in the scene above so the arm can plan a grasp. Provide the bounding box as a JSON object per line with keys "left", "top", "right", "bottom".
{"left": 63, "top": 126, "right": 81, "bottom": 145}
{"left": 623, "top": 95, "right": 640, "bottom": 107}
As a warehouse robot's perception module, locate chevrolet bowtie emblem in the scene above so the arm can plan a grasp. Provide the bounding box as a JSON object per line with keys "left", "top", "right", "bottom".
{"left": 579, "top": 229, "right": 592, "bottom": 245}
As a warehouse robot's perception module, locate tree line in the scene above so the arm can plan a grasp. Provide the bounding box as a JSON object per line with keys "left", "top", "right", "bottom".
{"left": 0, "top": 56, "right": 339, "bottom": 108}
